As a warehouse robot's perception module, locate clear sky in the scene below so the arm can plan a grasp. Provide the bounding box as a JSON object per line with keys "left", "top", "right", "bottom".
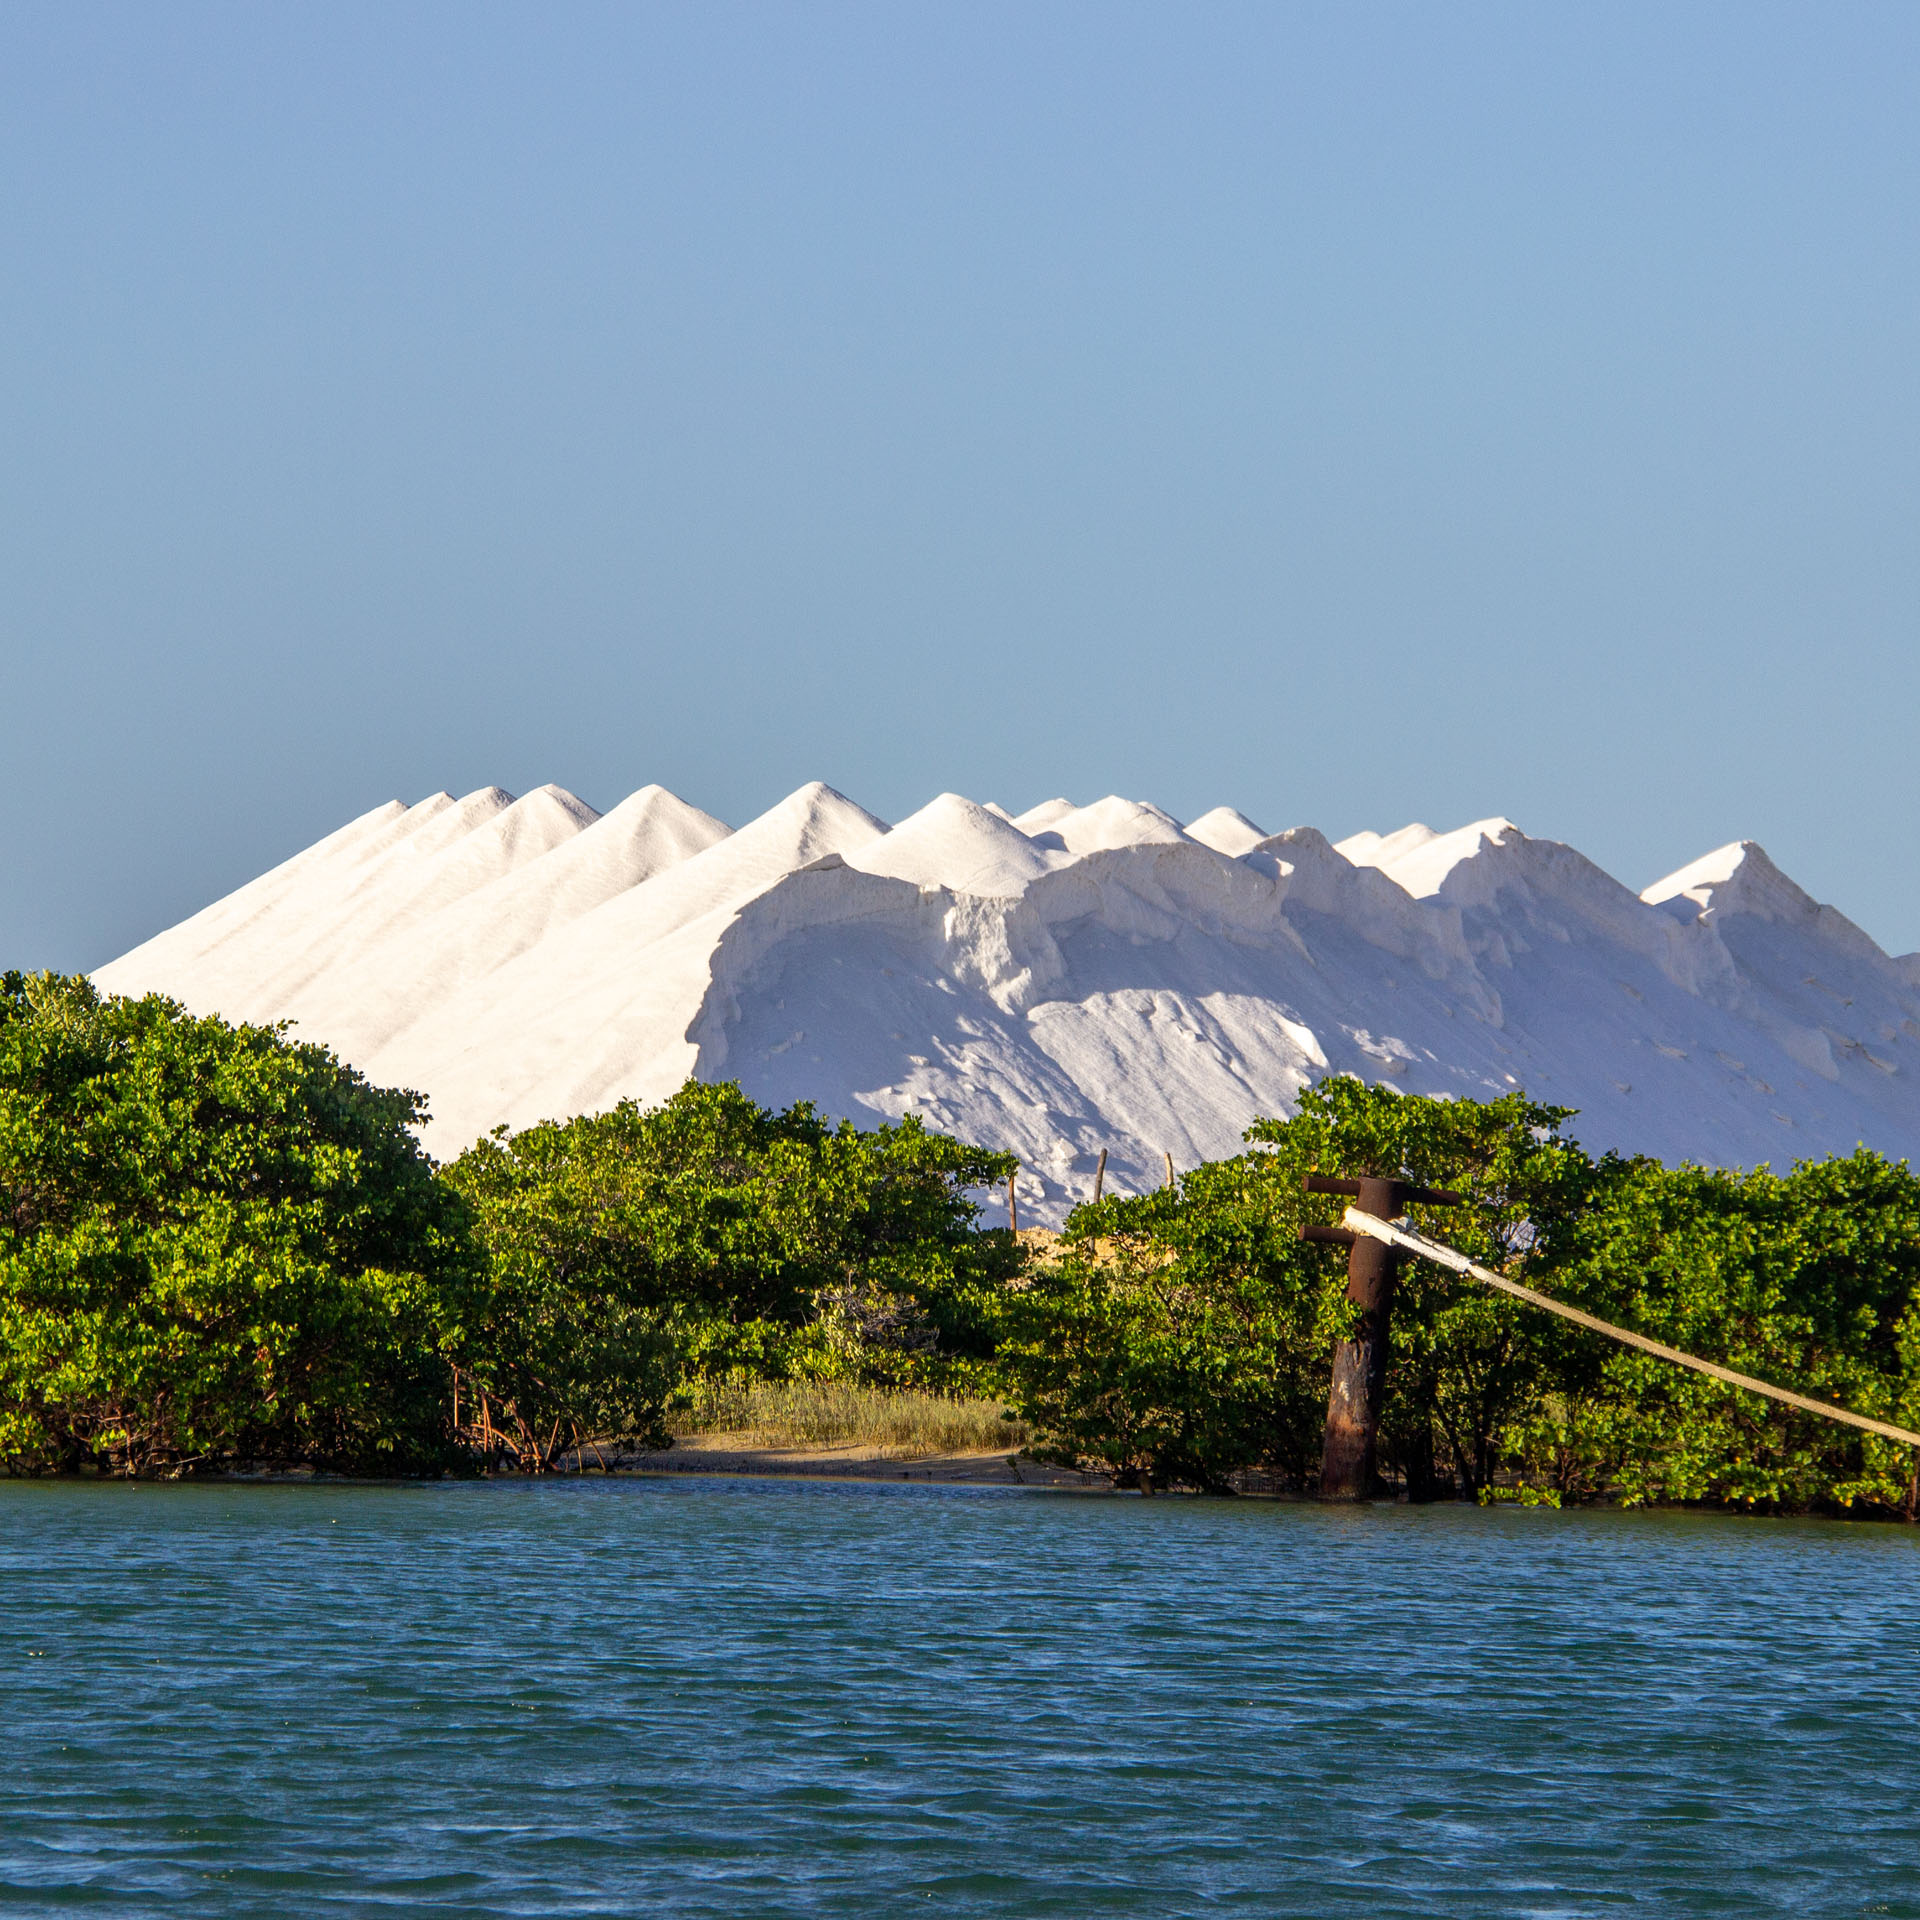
{"left": 4, "top": 2, "right": 1917, "bottom": 969}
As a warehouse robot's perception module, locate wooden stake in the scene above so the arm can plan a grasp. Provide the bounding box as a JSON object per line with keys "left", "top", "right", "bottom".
{"left": 1092, "top": 1147, "right": 1107, "bottom": 1204}
{"left": 1007, "top": 1172, "right": 1019, "bottom": 1233}
{"left": 1164, "top": 1151, "right": 1175, "bottom": 1190}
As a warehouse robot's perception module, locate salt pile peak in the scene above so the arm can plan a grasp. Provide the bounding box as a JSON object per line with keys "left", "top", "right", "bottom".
{"left": 240, "top": 785, "right": 733, "bottom": 1060}
{"left": 99, "top": 787, "right": 528, "bottom": 1028}
{"left": 93, "top": 783, "right": 1920, "bottom": 1221}
{"left": 1338, "top": 817, "right": 1524, "bottom": 901}
{"left": 1185, "top": 807, "right": 1270, "bottom": 857}
{"left": 361, "top": 781, "right": 890, "bottom": 1128}
{"left": 1037, "top": 796, "right": 1192, "bottom": 856}
{"left": 1645, "top": 840, "right": 1886, "bottom": 961}
{"left": 1334, "top": 821, "right": 1438, "bottom": 869}
{"left": 115, "top": 796, "right": 410, "bottom": 976}
{"left": 848, "top": 794, "right": 1068, "bottom": 897}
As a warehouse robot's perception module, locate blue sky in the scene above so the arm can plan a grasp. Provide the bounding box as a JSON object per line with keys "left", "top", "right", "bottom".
{"left": 4, "top": 2, "right": 1917, "bottom": 967}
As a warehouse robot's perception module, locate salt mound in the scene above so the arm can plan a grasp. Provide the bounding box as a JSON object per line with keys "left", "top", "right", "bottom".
{"left": 94, "top": 786, "right": 541, "bottom": 1025}
{"left": 367, "top": 782, "right": 888, "bottom": 1136}
{"left": 1643, "top": 840, "right": 1910, "bottom": 1089}
{"left": 398, "top": 787, "right": 522, "bottom": 859}
{"left": 92, "top": 790, "right": 1920, "bottom": 1221}
{"left": 1185, "top": 807, "right": 1269, "bottom": 857}
{"left": 849, "top": 794, "right": 1066, "bottom": 896}
{"left": 384, "top": 786, "right": 598, "bottom": 922}
{"left": 1354, "top": 818, "right": 1522, "bottom": 901}
{"left": 1042, "top": 796, "right": 1192, "bottom": 856}
{"left": 97, "top": 797, "right": 414, "bottom": 988}
{"left": 237, "top": 786, "right": 592, "bottom": 1017}
{"left": 1012, "top": 798, "right": 1078, "bottom": 834}
{"left": 1336, "top": 822, "right": 1441, "bottom": 871}
{"left": 261, "top": 785, "right": 731, "bottom": 1058}
{"left": 1645, "top": 841, "right": 1884, "bottom": 961}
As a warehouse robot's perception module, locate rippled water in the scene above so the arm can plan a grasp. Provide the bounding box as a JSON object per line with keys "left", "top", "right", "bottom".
{"left": 3, "top": 1476, "right": 1918, "bottom": 1917}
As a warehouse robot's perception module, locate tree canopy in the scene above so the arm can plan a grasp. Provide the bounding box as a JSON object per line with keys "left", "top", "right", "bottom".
{"left": 439, "top": 1082, "right": 1018, "bottom": 1463}
{"left": 996, "top": 1078, "right": 1920, "bottom": 1515}
{"left": 7, "top": 968, "right": 1920, "bottom": 1518}
{"left": 0, "top": 971, "right": 473, "bottom": 1474}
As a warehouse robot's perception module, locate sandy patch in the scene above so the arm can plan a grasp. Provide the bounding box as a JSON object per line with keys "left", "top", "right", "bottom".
{"left": 618, "top": 1431, "right": 1106, "bottom": 1489}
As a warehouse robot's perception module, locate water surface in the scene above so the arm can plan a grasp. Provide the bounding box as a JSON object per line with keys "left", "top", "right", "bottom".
{"left": 2, "top": 1476, "right": 1916, "bottom": 1916}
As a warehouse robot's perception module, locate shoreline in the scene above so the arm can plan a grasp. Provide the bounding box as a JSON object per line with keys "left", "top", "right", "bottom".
{"left": 9, "top": 1434, "right": 1116, "bottom": 1489}
{"left": 618, "top": 1432, "right": 1111, "bottom": 1489}
{"left": 9, "top": 1459, "right": 1910, "bottom": 1519}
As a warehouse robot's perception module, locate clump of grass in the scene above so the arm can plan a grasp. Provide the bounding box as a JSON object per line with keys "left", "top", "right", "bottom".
{"left": 675, "top": 1378, "right": 1028, "bottom": 1457}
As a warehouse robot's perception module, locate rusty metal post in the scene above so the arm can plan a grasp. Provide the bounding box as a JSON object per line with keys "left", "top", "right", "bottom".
{"left": 1319, "top": 1175, "right": 1404, "bottom": 1500}
{"left": 1302, "top": 1173, "right": 1462, "bottom": 1503}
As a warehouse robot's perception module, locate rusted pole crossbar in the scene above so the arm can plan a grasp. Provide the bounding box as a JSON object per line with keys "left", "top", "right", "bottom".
{"left": 1342, "top": 1206, "right": 1920, "bottom": 1452}
{"left": 1304, "top": 1173, "right": 1464, "bottom": 1498}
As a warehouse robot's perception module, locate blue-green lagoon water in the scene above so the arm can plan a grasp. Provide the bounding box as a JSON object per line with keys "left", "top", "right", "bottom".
{"left": 2, "top": 1476, "right": 1917, "bottom": 1917}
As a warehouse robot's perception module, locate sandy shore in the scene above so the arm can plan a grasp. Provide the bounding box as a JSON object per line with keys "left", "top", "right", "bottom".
{"left": 618, "top": 1432, "right": 1110, "bottom": 1489}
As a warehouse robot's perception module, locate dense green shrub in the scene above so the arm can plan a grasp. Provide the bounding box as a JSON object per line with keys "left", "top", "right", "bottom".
{"left": 0, "top": 985, "right": 1022, "bottom": 1477}
{"left": 994, "top": 1166, "right": 1340, "bottom": 1493}
{"left": 1258, "top": 1078, "right": 1602, "bottom": 1501}
{"left": 993, "top": 1080, "right": 1591, "bottom": 1494}
{"left": 0, "top": 972, "right": 474, "bottom": 1474}
{"left": 997, "top": 1078, "right": 1920, "bottom": 1516}
{"left": 440, "top": 1081, "right": 1020, "bottom": 1460}
{"left": 1513, "top": 1151, "right": 1920, "bottom": 1516}
{"left": 9, "top": 963, "right": 1920, "bottom": 1516}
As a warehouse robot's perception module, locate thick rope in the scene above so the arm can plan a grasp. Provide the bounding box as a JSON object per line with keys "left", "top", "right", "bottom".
{"left": 1343, "top": 1206, "right": 1920, "bottom": 1451}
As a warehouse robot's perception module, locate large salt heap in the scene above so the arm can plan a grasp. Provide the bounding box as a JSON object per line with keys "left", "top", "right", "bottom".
{"left": 93, "top": 785, "right": 1920, "bottom": 1219}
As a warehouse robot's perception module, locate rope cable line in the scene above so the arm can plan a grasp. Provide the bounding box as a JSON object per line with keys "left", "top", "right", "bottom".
{"left": 1342, "top": 1206, "right": 1920, "bottom": 1452}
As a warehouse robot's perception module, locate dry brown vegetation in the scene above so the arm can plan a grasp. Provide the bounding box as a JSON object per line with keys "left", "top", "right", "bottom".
{"left": 674, "top": 1380, "right": 1029, "bottom": 1457}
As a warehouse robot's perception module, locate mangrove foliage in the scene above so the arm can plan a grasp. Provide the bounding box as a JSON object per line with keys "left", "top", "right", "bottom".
{"left": 6, "top": 971, "right": 1920, "bottom": 1516}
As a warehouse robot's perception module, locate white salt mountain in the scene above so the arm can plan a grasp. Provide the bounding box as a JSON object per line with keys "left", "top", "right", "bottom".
{"left": 93, "top": 789, "right": 1920, "bottom": 1221}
